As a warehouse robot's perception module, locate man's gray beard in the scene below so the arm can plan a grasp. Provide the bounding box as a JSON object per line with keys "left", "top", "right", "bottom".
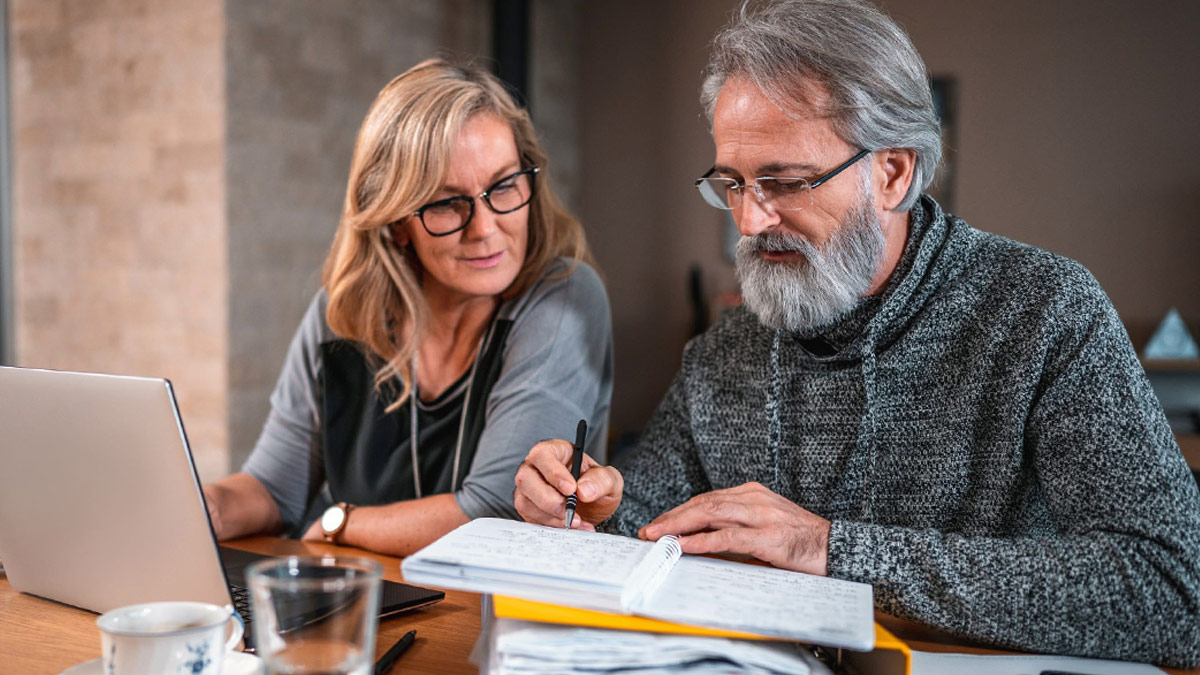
{"left": 735, "top": 192, "right": 886, "bottom": 333}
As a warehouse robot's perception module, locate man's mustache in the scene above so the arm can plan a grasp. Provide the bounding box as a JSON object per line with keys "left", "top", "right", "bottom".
{"left": 742, "top": 231, "right": 816, "bottom": 254}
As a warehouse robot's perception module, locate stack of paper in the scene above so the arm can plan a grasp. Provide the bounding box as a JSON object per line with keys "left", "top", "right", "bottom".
{"left": 486, "top": 619, "right": 833, "bottom": 675}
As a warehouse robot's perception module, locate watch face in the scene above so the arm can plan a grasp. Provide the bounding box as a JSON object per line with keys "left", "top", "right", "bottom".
{"left": 321, "top": 505, "right": 346, "bottom": 532}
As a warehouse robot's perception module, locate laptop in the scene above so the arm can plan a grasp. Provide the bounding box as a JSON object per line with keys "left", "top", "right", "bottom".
{"left": 0, "top": 366, "right": 443, "bottom": 648}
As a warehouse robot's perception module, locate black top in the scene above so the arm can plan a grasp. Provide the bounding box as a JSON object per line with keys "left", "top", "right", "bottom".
{"left": 294, "top": 318, "right": 513, "bottom": 536}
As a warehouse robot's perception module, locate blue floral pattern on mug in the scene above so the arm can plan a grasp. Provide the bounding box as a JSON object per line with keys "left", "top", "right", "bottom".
{"left": 181, "top": 640, "right": 212, "bottom": 674}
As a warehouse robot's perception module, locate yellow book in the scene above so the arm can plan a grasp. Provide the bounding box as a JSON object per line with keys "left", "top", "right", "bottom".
{"left": 493, "top": 595, "right": 912, "bottom": 675}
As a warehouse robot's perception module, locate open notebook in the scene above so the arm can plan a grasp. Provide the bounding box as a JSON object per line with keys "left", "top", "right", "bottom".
{"left": 402, "top": 518, "right": 875, "bottom": 651}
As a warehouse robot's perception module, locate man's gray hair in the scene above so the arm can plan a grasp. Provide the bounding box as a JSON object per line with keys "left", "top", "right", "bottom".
{"left": 701, "top": 0, "right": 941, "bottom": 212}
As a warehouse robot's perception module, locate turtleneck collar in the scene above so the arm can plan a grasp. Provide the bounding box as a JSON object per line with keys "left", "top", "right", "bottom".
{"left": 787, "top": 196, "right": 942, "bottom": 361}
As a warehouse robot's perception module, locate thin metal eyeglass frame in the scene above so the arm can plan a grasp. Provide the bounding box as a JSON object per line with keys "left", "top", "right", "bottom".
{"left": 413, "top": 166, "right": 540, "bottom": 237}
{"left": 695, "top": 148, "right": 872, "bottom": 211}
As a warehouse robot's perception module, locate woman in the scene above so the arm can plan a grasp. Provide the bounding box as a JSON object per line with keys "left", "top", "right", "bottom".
{"left": 203, "top": 59, "right": 612, "bottom": 556}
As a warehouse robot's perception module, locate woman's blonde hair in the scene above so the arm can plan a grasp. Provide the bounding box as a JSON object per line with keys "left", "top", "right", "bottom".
{"left": 321, "top": 58, "right": 591, "bottom": 409}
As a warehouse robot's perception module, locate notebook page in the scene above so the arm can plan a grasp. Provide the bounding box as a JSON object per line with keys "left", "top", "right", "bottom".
{"left": 639, "top": 555, "right": 875, "bottom": 651}
{"left": 404, "top": 518, "right": 655, "bottom": 590}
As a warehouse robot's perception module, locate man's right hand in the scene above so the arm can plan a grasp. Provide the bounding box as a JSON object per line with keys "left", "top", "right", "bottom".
{"left": 514, "top": 439, "right": 624, "bottom": 531}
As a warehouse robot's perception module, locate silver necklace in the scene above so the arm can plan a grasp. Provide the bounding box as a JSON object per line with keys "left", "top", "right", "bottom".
{"left": 408, "top": 319, "right": 495, "bottom": 498}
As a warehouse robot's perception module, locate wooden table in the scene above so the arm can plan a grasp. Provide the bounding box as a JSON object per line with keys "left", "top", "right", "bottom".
{"left": 0, "top": 537, "right": 480, "bottom": 674}
{"left": 2, "top": 537, "right": 1195, "bottom": 674}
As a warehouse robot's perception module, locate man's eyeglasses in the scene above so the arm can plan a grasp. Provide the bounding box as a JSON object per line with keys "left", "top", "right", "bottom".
{"left": 412, "top": 166, "right": 540, "bottom": 237}
{"left": 694, "top": 149, "right": 871, "bottom": 212}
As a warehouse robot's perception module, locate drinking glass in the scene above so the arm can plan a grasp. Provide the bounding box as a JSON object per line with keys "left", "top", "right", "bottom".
{"left": 246, "top": 556, "right": 381, "bottom": 675}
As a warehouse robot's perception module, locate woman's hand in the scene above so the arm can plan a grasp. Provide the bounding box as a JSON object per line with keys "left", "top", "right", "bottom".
{"left": 201, "top": 483, "right": 229, "bottom": 540}
{"left": 298, "top": 495, "right": 468, "bottom": 556}
{"left": 300, "top": 519, "right": 324, "bottom": 542}
{"left": 200, "top": 473, "right": 283, "bottom": 541}
{"left": 513, "top": 439, "right": 624, "bottom": 530}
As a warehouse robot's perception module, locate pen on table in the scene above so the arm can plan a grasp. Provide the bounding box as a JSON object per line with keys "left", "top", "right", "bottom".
{"left": 374, "top": 629, "right": 416, "bottom": 675}
{"left": 564, "top": 419, "right": 588, "bottom": 530}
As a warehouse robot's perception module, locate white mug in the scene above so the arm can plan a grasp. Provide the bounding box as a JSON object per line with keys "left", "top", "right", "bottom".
{"left": 97, "top": 601, "right": 243, "bottom": 675}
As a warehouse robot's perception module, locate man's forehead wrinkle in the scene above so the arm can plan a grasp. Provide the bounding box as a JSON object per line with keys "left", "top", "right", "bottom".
{"left": 742, "top": 71, "right": 835, "bottom": 122}
{"left": 722, "top": 77, "right": 828, "bottom": 123}
{"left": 713, "top": 74, "right": 853, "bottom": 182}
{"left": 713, "top": 122, "right": 834, "bottom": 176}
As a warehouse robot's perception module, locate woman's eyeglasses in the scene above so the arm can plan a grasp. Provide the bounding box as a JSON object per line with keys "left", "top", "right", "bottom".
{"left": 412, "top": 167, "right": 540, "bottom": 237}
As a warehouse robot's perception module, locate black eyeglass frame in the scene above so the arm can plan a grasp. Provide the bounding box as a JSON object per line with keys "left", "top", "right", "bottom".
{"left": 695, "top": 149, "right": 872, "bottom": 210}
{"left": 411, "top": 166, "right": 541, "bottom": 237}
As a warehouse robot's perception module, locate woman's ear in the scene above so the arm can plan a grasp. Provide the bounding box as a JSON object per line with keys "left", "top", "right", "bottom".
{"left": 389, "top": 222, "right": 410, "bottom": 247}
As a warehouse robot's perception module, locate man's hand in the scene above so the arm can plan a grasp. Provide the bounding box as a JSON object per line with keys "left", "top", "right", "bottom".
{"left": 514, "top": 439, "right": 624, "bottom": 531}
{"left": 639, "top": 482, "right": 832, "bottom": 576}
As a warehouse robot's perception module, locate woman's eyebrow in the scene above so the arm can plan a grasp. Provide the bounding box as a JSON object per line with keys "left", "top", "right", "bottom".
{"left": 438, "top": 162, "right": 522, "bottom": 195}
{"left": 487, "top": 163, "right": 522, "bottom": 184}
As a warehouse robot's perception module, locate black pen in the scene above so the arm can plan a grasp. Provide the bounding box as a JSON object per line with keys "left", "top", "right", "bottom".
{"left": 374, "top": 629, "right": 416, "bottom": 675}
{"left": 564, "top": 419, "right": 588, "bottom": 529}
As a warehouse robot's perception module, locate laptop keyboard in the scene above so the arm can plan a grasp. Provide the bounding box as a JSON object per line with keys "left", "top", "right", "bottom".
{"left": 216, "top": 544, "right": 445, "bottom": 652}
{"left": 229, "top": 583, "right": 255, "bottom": 650}
{"left": 230, "top": 583, "right": 251, "bottom": 617}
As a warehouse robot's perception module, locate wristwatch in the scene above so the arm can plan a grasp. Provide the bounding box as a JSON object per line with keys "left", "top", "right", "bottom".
{"left": 320, "top": 502, "right": 353, "bottom": 543}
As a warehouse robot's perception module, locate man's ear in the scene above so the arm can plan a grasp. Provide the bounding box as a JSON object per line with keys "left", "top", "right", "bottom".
{"left": 874, "top": 148, "right": 916, "bottom": 211}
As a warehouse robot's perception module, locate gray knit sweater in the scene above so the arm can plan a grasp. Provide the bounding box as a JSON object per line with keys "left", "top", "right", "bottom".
{"left": 604, "top": 196, "right": 1200, "bottom": 667}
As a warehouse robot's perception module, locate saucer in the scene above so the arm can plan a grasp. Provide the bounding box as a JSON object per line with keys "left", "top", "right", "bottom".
{"left": 61, "top": 651, "right": 263, "bottom": 675}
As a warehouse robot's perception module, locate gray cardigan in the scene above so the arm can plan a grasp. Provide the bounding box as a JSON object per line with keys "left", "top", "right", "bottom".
{"left": 604, "top": 196, "right": 1200, "bottom": 667}
{"left": 243, "top": 259, "right": 613, "bottom": 529}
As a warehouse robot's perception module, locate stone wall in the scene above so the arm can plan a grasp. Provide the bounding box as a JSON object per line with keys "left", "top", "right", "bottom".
{"left": 9, "top": 0, "right": 227, "bottom": 479}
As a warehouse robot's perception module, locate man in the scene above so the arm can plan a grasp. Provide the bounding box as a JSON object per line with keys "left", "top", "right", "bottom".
{"left": 515, "top": 0, "right": 1200, "bottom": 667}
